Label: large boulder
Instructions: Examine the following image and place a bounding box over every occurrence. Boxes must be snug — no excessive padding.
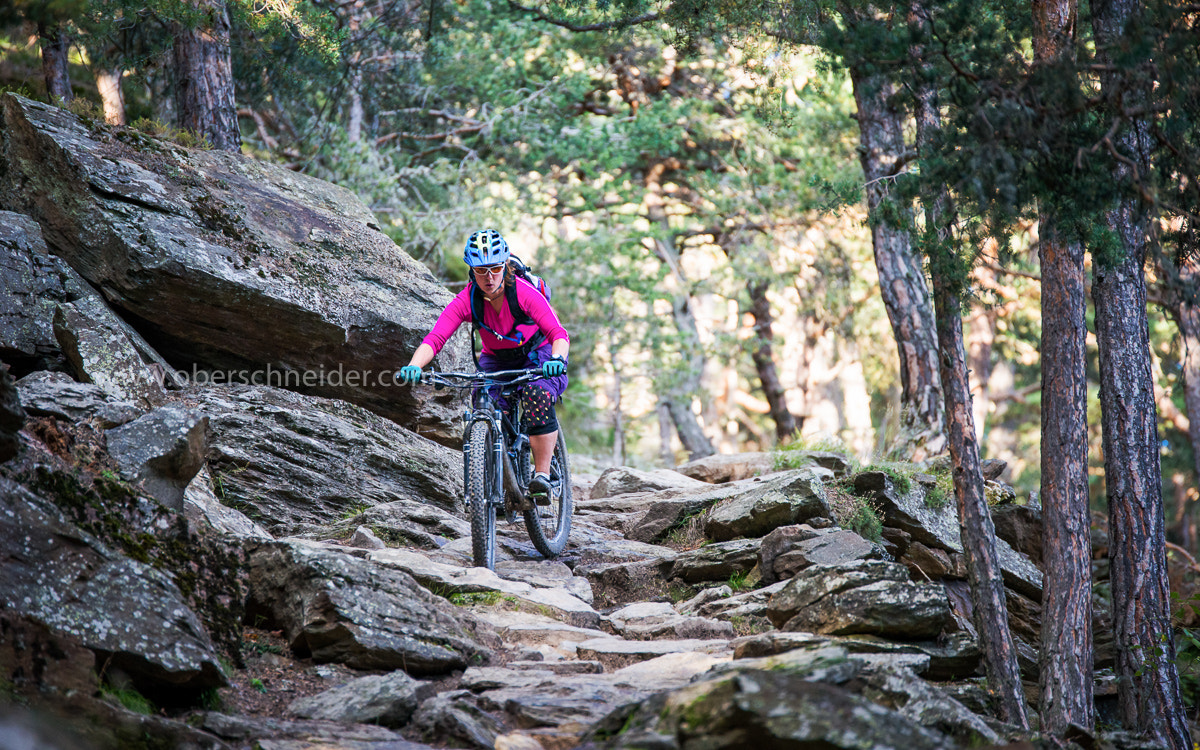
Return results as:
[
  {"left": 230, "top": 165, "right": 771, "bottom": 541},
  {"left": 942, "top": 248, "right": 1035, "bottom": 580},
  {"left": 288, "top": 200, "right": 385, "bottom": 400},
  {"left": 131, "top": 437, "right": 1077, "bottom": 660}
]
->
[
  {"left": 675, "top": 451, "right": 777, "bottom": 483},
  {"left": 185, "top": 384, "right": 463, "bottom": 534},
  {"left": 0, "top": 476, "right": 227, "bottom": 694},
  {"left": 0, "top": 93, "right": 468, "bottom": 442},
  {"left": 590, "top": 466, "right": 709, "bottom": 499},
  {"left": 579, "top": 669, "right": 955, "bottom": 750},
  {"left": 244, "top": 540, "right": 491, "bottom": 674},
  {"left": 704, "top": 470, "right": 830, "bottom": 541},
  {"left": 766, "top": 560, "right": 950, "bottom": 639}
]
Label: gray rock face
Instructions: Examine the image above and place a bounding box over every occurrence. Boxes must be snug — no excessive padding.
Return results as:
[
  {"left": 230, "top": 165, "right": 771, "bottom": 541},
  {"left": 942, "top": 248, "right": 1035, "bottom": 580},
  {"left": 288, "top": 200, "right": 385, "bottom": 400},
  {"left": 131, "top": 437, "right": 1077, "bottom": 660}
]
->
[
  {"left": 668, "top": 538, "right": 761, "bottom": 584},
  {"left": 106, "top": 404, "right": 208, "bottom": 511},
  {"left": 580, "top": 669, "right": 955, "bottom": 750},
  {"left": 16, "top": 370, "right": 140, "bottom": 427},
  {"left": 187, "top": 384, "right": 463, "bottom": 534},
  {"left": 0, "top": 477, "right": 226, "bottom": 692},
  {"left": 0, "top": 363, "right": 23, "bottom": 462},
  {"left": 771, "top": 528, "right": 879, "bottom": 581},
  {"left": 767, "top": 560, "right": 950, "bottom": 639},
  {"left": 0, "top": 211, "right": 80, "bottom": 374},
  {"left": 590, "top": 466, "right": 709, "bottom": 499},
  {"left": 0, "top": 93, "right": 468, "bottom": 442},
  {"left": 244, "top": 540, "right": 490, "bottom": 674},
  {"left": 757, "top": 524, "right": 820, "bottom": 585},
  {"left": 855, "top": 471, "right": 1043, "bottom": 600},
  {"left": 53, "top": 297, "right": 167, "bottom": 409},
  {"left": 288, "top": 670, "right": 428, "bottom": 726},
  {"left": 704, "top": 470, "right": 830, "bottom": 541}
]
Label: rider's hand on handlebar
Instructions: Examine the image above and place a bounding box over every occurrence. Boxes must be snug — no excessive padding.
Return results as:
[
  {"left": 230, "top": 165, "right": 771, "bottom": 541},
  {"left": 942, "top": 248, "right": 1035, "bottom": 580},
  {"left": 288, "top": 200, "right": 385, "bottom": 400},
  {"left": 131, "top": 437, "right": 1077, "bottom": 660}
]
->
[
  {"left": 396, "top": 365, "right": 422, "bottom": 385},
  {"left": 541, "top": 356, "right": 566, "bottom": 377}
]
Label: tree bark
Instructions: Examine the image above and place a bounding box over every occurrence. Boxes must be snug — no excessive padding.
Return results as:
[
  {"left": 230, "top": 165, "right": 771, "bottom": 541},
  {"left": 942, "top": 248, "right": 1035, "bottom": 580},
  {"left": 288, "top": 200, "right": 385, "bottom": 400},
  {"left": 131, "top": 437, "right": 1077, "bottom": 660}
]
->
[
  {"left": 38, "top": 23, "right": 72, "bottom": 104},
  {"left": 848, "top": 60, "right": 944, "bottom": 458},
  {"left": 909, "top": 17, "right": 1029, "bottom": 724},
  {"left": 95, "top": 67, "right": 126, "bottom": 125},
  {"left": 747, "top": 279, "right": 797, "bottom": 441},
  {"left": 173, "top": 0, "right": 240, "bottom": 151},
  {"left": 1029, "top": 0, "right": 1095, "bottom": 734},
  {"left": 1037, "top": 222, "right": 1095, "bottom": 733},
  {"left": 1092, "top": 1, "right": 1190, "bottom": 744}
]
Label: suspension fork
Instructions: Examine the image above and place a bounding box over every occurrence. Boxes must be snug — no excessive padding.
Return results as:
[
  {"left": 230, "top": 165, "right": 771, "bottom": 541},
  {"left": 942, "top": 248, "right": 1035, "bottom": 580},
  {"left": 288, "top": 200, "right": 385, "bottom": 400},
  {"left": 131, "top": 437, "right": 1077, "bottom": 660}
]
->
[{"left": 463, "top": 406, "right": 508, "bottom": 509}]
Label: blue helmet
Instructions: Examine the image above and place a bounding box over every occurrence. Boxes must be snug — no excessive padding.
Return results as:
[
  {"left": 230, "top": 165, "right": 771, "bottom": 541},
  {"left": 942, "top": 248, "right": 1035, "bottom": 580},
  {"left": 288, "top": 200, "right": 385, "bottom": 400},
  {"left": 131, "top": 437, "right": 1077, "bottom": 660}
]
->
[{"left": 463, "top": 229, "right": 510, "bottom": 267}]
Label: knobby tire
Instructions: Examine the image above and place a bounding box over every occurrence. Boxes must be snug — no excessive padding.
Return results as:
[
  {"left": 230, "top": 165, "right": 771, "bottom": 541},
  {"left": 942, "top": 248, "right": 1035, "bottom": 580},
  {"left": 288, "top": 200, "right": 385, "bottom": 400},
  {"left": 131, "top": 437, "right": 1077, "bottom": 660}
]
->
[
  {"left": 523, "top": 429, "right": 573, "bottom": 558},
  {"left": 466, "top": 421, "right": 497, "bottom": 570}
]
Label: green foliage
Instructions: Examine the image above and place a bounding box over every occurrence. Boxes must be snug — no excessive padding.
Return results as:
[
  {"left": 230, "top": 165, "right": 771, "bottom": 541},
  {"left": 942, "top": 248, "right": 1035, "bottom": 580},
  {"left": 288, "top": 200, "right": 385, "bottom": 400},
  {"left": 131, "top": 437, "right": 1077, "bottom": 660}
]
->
[
  {"left": 449, "top": 591, "right": 506, "bottom": 607},
  {"left": 827, "top": 482, "right": 883, "bottom": 542},
  {"left": 727, "top": 570, "right": 752, "bottom": 592},
  {"left": 250, "top": 677, "right": 267, "bottom": 693},
  {"left": 924, "top": 474, "right": 954, "bottom": 510},
  {"left": 101, "top": 684, "right": 155, "bottom": 715}
]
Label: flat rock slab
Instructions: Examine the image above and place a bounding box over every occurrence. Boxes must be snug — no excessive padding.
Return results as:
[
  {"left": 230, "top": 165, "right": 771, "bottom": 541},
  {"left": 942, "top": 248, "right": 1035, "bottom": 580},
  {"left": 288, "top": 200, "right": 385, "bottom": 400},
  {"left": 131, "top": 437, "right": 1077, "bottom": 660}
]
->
[
  {"left": 370, "top": 548, "right": 599, "bottom": 629},
  {"left": 186, "top": 384, "right": 464, "bottom": 534},
  {"left": 590, "top": 466, "right": 710, "bottom": 499},
  {"left": 575, "top": 637, "right": 732, "bottom": 671},
  {"left": 471, "top": 610, "right": 609, "bottom": 650}
]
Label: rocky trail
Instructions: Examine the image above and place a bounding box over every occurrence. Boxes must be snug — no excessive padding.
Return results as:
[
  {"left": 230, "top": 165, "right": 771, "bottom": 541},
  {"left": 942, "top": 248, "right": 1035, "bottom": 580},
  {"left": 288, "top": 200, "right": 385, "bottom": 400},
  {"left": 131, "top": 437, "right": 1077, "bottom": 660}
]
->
[{"left": 0, "top": 90, "right": 1181, "bottom": 749}]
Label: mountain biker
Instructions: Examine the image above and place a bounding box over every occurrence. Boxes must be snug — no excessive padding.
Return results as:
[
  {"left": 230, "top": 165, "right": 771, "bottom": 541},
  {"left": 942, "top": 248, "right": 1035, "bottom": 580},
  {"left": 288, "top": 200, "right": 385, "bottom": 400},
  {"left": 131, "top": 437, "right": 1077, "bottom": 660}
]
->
[{"left": 397, "top": 229, "right": 569, "bottom": 499}]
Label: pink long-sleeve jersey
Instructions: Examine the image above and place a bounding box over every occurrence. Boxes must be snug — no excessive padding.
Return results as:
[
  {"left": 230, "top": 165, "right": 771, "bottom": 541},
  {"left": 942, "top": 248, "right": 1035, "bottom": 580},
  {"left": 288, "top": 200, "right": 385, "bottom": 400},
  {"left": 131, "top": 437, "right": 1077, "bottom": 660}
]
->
[{"left": 421, "top": 277, "right": 569, "bottom": 356}]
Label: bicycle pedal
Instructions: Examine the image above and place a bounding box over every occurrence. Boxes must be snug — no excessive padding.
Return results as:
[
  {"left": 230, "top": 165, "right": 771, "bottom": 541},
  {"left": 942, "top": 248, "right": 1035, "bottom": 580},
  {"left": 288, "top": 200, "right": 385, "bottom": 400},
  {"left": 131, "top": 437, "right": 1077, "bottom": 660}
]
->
[{"left": 532, "top": 493, "right": 552, "bottom": 506}]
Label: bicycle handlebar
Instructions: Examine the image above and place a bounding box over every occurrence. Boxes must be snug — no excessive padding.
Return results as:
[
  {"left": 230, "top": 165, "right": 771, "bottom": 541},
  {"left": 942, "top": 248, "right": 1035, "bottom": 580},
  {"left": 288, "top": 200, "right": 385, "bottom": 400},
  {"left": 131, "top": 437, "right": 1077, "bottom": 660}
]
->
[{"left": 414, "top": 369, "right": 547, "bottom": 390}]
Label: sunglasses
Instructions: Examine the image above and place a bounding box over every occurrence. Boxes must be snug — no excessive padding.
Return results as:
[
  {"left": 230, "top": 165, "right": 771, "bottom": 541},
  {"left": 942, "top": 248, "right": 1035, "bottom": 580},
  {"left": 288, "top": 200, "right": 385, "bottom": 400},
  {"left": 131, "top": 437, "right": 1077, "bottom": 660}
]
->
[{"left": 472, "top": 264, "right": 506, "bottom": 277}]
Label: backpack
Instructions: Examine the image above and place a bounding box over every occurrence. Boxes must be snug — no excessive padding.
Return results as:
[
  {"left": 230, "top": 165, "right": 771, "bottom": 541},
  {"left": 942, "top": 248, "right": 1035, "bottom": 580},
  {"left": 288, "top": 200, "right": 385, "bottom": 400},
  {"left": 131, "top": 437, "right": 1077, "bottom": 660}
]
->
[{"left": 468, "top": 254, "right": 553, "bottom": 365}]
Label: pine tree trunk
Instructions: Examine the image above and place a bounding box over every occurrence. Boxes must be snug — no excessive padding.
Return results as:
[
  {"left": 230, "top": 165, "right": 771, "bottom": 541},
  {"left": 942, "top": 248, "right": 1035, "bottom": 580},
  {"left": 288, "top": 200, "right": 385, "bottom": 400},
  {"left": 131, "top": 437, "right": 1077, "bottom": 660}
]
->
[
  {"left": 38, "top": 24, "right": 72, "bottom": 104},
  {"left": 95, "top": 67, "right": 126, "bottom": 125},
  {"left": 1029, "top": 0, "right": 1096, "bottom": 734},
  {"left": 173, "top": 0, "right": 240, "bottom": 151},
  {"left": 848, "top": 63, "right": 944, "bottom": 457},
  {"left": 908, "top": 29, "right": 1029, "bottom": 723},
  {"left": 1038, "top": 224, "right": 1095, "bottom": 733},
  {"left": 747, "top": 279, "right": 797, "bottom": 441},
  {"left": 1091, "top": 1, "right": 1190, "bottom": 744}
]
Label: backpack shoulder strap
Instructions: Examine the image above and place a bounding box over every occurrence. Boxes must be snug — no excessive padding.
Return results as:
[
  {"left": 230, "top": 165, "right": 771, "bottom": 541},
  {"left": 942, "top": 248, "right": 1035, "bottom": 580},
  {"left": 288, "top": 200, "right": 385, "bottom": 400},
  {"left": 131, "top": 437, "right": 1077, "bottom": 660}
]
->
[
  {"left": 469, "top": 277, "right": 527, "bottom": 344},
  {"left": 506, "top": 280, "right": 534, "bottom": 328}
]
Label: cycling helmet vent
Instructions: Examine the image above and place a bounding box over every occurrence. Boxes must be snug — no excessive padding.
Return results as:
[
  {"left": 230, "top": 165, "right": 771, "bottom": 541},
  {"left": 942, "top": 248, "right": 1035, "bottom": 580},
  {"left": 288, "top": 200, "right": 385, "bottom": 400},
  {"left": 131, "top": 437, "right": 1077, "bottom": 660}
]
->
[{"left": 463, "top": 229, "right": 511, "bottom": 267}]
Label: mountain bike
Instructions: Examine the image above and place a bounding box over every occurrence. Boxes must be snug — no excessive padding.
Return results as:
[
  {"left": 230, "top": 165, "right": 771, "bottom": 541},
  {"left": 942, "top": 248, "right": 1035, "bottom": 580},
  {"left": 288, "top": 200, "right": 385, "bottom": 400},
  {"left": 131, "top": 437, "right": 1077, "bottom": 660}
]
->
[{"left": 416, "top": 368, "right": 573, "bottom": 570}]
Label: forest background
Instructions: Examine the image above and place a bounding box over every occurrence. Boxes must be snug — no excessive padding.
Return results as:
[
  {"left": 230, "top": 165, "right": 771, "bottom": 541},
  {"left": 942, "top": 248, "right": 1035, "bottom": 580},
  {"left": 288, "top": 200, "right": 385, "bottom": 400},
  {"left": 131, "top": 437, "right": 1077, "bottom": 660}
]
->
[{"left": 1, "top": 0, "right": 1198, "bottom": 548}]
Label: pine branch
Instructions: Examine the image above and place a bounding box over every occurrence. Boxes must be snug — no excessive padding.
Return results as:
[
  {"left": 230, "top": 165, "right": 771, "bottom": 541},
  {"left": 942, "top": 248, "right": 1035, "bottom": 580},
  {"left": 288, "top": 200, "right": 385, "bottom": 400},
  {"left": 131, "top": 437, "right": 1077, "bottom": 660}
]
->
[{"left": 507, "top": 1, "right": 661, "bottom": 32}]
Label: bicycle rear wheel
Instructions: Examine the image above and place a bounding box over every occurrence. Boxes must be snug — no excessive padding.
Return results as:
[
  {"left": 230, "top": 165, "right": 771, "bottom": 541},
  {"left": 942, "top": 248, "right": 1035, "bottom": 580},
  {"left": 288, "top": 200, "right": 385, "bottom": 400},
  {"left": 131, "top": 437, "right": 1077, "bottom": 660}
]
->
[
  {"left": 523, "top": 429, "right": 573, "bottom": 558},
  {"left": 466, "top": 421, "right": 498, "bottom": 570}
]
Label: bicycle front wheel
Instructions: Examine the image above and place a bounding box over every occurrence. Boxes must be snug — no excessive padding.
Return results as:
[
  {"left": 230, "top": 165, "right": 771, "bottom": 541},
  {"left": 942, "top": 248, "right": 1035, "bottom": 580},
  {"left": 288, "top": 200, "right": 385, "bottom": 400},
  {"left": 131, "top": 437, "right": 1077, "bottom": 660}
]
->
[
  {"left": 466, "top": 420, "right": 498, "bottom": 570},
  {"left": 524, "top": 429, "right": 573, "bottom": 558}
]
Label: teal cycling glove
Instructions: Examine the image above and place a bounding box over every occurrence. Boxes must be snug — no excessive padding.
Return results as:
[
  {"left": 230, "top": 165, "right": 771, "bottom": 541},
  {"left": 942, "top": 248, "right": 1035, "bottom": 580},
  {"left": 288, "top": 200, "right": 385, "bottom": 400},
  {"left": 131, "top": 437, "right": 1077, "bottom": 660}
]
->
[
  {"left": 541, "top": 357, "right": 566, "bottom": 377},
  {"left": 396, "top": 365, "right": 422, "bottom": 385}
]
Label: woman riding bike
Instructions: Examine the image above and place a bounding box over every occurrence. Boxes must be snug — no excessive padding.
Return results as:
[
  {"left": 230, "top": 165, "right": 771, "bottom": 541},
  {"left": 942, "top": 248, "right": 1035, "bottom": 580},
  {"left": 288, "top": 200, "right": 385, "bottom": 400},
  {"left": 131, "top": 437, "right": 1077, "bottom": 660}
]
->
[{"left": 397, "top": 229, "right": 569, "bottom": 499}]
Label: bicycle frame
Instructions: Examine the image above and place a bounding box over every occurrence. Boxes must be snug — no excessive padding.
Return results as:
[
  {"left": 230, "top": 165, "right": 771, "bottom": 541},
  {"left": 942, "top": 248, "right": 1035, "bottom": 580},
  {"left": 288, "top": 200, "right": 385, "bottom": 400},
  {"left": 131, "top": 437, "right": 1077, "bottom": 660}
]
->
[
  {"left": 424, "top": 368, "right": 547, "bottom": 518},
  {"left": 412, "top": 367, "right": 571, "bottom": 568}
]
